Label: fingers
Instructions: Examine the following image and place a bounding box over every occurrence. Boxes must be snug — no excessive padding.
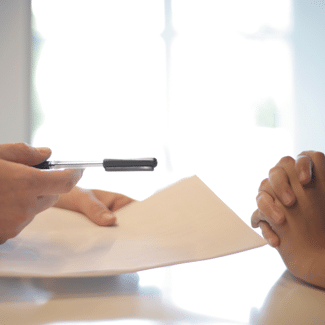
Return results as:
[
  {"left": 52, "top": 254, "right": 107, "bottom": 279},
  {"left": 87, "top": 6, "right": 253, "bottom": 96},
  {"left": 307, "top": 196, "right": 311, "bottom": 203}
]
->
[
  {"left": 259, "top": 221, "right": 280, "bottom": 247},
  {"left": 54, "top": 188, "right": 117, "bottom": 226},
  {"left": 252, "top": 151, "right": 325, "bottom": 251},
  {"left": 33, "top": 169, "right": 84, "bottom": 195},
  {"left": 256, "top": 180, "right": 285, "bottom": 224},
  {"left": 251, "top": 208, "right": 264, "bottom": 228},
  {"left": 78, "top": 191, "right": 117, "bottom": 226},
  {"left": 91, "top": 189, "right": 135, "bottom": 211},
  {"left": 301, "top": 151, "right": 325, "bottom": 184},
  {"left": 0, "top": 145, "right": 83, "bottom": 195},
  {"left": 0, "top": 143, "right": 52, "bottom": 166},
  {"left": 266, "top": 155, "right": 304, "bottom": 208},
  {"left": 80, "top": 190, "right": 134, "bottom": 226},
  {"left": 261, "top": 154, "right": 315, "bottom": 208},
  {"left": 254, "top": 191, "right": 284, "bottom": 225},
  {"left": 275, "top": 155, "right": 299, "bottom": 186},
  {"left": 54, "top": 188, "right": 135, "bottom": 227},
  {"left": 261, "top": 153, "right": 317, "bottom": 208},
  {"left": 251, "top": 210, "right": 280, "bottom": 247},
  {"left": 269, "top": 166, "right": 295, "bottom": 207},
  {"left": 296, "top": 152, "right": 314, "bottom": 185},
  {"left": 253, "top": 178, "right": 283, "bottom": 247}
]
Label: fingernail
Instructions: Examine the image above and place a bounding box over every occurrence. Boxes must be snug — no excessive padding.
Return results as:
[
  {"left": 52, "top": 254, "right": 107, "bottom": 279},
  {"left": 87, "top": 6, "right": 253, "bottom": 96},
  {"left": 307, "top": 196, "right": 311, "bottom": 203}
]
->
[
  {"left": 37, "top": 147, "right": 51, "bottom": 155},
  {"left": 101, "top": 213, "right": 116, "bottom": 223},
  {"left": 298, "top": 171, "right": 308, "bottom": 183},
  {"left": 282, "top": 192, "right": 293, "bottom": 206}
]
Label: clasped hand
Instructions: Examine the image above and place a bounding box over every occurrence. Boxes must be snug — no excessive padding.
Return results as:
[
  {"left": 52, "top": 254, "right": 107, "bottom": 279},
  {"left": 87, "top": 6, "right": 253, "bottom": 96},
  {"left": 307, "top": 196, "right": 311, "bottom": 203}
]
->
[{"left": 252, "top": 151, "right": 325, "bottom": 288}]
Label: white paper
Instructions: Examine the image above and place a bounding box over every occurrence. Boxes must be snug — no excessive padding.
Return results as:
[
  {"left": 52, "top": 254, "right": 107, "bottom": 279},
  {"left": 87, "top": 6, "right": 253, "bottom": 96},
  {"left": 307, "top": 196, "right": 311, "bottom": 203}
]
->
[{"left": 0, "top": 176, "right": 266, "bottom": 277}]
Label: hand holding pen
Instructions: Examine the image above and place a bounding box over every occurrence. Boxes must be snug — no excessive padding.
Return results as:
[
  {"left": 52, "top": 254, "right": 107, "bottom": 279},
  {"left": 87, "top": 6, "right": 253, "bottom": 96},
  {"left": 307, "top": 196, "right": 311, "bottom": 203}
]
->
[
  {"left": 0, "top": 142, "right": 158, "bottom": 244},
  {"left": 0, "top": 143, "right": 83, "bottom": 244}
]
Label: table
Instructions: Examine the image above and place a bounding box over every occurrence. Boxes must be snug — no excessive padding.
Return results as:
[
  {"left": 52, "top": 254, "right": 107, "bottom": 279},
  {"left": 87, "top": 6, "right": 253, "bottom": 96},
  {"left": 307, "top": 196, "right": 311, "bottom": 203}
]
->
[{"left": 1, "top": 244, "right": 325, "bottom": 325}]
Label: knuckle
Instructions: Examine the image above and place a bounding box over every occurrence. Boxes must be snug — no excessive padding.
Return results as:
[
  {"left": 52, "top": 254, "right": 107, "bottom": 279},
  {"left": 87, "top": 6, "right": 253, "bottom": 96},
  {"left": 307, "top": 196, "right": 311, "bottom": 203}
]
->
[
  {"left": 279, "top": 155, "right": 295, "bottom": 166},
  {"left": 296, "top": 155, "right": 310, "bottom": 167},
  {"left": 258, "top": 178, "right": 270, "bottom": 191},
  {"left": 312, "top": 151, "right": 325, "bottom": 163},
  {"left": 298, "top": 151, "right": 312, "bottom": 158},
  {"left": 59, "top": 171, "right": 80, "bottom": 194},
  {"left": 256, "top": 191, "right": 266, "bottom": 203},
  {"left": 16, "top": 142, "right": 36, "bottom": 163},
  {"left": 256, "top": 191, "right": 274, "bottom": 211},
  {"left": 16, "top": 142, "right": 32, "bottom": 155},
  {"left": 268, "top": 166, "right": 282, "bottom": 177},
  {"left": 251, "top": 210, "right": 262, "bottom": 227},
  {"left": 299, "top": 150, "right": 314, "bottom": 156},
  {"left": 64, "top": 172, "right": 81, "bottom": 193},
  {"left": 62, "top": 179, "right": 75, "bottom": 193}
]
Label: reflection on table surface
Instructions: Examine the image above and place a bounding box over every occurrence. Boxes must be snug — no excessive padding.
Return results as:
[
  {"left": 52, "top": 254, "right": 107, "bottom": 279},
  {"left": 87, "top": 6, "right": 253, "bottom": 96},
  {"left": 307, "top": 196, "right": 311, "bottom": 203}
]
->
[{"left": 1, "top": 245, "right": 325, "bottom": 325}]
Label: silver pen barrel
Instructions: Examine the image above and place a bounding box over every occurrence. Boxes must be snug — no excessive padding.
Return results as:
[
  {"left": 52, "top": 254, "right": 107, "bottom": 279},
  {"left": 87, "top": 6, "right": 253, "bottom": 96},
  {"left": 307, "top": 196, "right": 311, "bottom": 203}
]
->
[{"left": 49, "top": 161, "right": 103, "bottom": 169}]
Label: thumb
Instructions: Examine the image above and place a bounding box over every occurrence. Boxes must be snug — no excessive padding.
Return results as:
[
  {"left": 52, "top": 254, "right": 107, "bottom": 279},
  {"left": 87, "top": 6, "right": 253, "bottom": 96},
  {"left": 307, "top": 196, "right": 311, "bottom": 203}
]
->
[
  {"left": 0, "top": 143, "right": 52, "bottom": 166},
  {"left": 296, "top": 152, "right": 314, "bottom": 185},
  {"left": 81, "top": 198, "right": 116, "bottom": 226},
  {"left": 80, "top": 195, "right": 117, "bottom": 226}
]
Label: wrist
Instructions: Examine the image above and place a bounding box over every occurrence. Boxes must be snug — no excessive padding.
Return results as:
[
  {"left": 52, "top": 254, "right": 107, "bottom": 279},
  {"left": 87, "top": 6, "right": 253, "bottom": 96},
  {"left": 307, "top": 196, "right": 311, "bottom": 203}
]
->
[{"left": 299, "top": 249, "right": 325, "bottom": 289}]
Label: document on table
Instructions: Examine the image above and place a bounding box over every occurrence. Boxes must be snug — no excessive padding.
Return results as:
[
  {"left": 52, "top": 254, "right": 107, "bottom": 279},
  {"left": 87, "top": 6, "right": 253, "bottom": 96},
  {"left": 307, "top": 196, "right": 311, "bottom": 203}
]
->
[{"left": 0, "top": 176, "right": 266, "bottom": 277}]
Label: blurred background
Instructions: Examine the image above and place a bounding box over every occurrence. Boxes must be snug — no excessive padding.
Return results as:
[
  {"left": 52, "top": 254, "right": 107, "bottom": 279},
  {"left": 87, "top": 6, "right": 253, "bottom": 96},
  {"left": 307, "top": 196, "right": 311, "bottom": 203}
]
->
[
  {"left": 2, "top": 1, "right": 325, "bottom": 322},
  {"left": 1, "top": 0, "right": 325, "bottom": 227}
]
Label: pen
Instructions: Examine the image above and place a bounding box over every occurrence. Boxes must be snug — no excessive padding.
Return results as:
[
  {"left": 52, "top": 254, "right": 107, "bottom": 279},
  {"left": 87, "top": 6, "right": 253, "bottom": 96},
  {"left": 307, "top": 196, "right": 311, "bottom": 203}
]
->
[{"left": 33, "top": 158, "right": 158, "bottom": 172}]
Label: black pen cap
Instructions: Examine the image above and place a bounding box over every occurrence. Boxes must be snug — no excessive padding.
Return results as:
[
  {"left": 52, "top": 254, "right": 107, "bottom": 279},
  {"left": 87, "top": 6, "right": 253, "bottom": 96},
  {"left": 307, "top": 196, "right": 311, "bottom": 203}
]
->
[{"left": 103, "top": 158, "right": 157, "bottom": 169}]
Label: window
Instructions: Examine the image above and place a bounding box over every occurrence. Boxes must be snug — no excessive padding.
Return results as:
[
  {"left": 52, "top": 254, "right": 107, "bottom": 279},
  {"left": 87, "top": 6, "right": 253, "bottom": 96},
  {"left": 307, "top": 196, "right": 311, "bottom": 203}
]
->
[{"left": 31, "top": 0, "right": 293, "bottom": 227}]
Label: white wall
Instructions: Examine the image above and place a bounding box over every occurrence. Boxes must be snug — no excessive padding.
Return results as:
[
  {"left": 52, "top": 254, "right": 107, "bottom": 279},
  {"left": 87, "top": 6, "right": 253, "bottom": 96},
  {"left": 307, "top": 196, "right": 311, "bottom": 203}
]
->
[
  {"left": 0, "top": 0, "right": 31, "bottom": 144},
  {"left": 293, "top": 0, "right": 325, "bottom": 154}
]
